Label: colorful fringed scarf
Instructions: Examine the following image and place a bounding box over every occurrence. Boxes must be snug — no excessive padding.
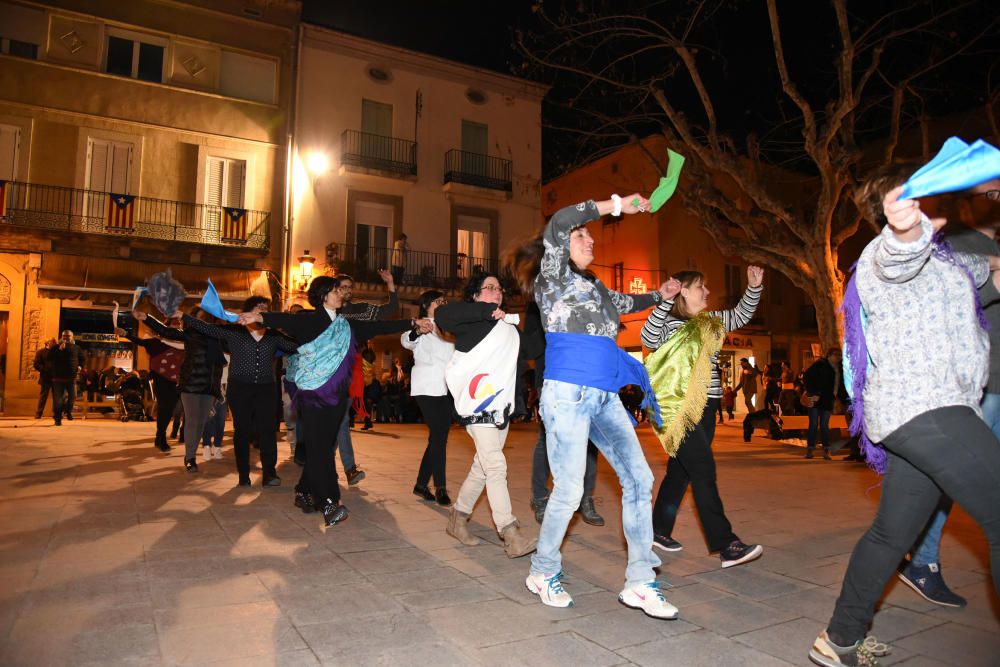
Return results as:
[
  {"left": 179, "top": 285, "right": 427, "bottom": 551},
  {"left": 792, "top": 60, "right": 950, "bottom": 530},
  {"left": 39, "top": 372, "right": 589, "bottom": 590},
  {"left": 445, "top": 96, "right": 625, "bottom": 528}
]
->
[
  {"left": 644, "top": 313, "right": 725, "bottom": 456},
  {"left": 841, "top": 234, "right": 988, "bottom": 476}
]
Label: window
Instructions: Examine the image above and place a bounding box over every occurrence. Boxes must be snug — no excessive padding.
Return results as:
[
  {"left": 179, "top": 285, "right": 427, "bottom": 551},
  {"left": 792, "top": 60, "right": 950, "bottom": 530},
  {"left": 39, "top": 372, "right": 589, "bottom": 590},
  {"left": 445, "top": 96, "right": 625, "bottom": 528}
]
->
[
  {"left": 361, "top": 99, "right": 393, "bottom": 137},
  {"left": 460, "top": 120, "right": 488, "bottom": 176},
  {"left": 87, "top": 138, "right": 133, "bottom": 194},
  {"left": 204, "top": 156, "right": 246, "bottom": 232},
  {"left": 613, "top": 262, "right": 624, "bottom": 292},
  {"left": 104, "top": 33, "right": 164, "bottom": 83},
  {"left": 1, "top": 37, "right": 37, "bottom": 59},
  {"left": 354, "top": 200, "right": 394, "bottom": 273},
  {"left": 456, "top": 213, "right": 491, "bottom": 276},
  {"left": 0, "top": 124, "right": 20, "bottom": 181}
]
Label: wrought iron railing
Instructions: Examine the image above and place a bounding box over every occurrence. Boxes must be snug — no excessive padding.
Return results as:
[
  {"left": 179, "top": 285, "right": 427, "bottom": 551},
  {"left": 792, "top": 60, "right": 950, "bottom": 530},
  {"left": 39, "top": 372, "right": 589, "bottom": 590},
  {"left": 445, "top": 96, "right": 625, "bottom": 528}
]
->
[
  {"left": 443, "top": 149, "right": 512, "bottom": 192},
  {"left": 340, "top": 130, "right": 417, "bottom": 177},
  {"left": 0, "top": 180, "right": 270, "bottom": 249},
  {"left": 327, "top": 243, "right": 503, "bottom": 291}
]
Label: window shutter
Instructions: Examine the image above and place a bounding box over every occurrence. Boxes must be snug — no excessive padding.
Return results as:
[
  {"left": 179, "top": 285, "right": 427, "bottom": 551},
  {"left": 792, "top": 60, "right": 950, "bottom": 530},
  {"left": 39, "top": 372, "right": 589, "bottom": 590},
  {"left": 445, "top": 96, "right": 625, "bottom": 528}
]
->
[
  {"left": 206, "top": 157, "right": 224, "bottom": 207},
  {"left": 224, "top": 159, "right": 246, "bottom": 208},
  {"left": 87, "top": 139, "right": 110, "bottom": 192},
  {"left": 109, "top": 142, "right": 132, "bottom": 193},
  {"left": 0, "top": 124, "right": 19, "bottom": 181}
]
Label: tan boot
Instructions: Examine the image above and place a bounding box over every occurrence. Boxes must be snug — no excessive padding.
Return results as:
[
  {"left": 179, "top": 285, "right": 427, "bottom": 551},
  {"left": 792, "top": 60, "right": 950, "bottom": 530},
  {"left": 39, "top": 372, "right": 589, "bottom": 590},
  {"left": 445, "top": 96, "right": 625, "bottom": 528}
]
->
[
  {"left": 500, "top": 520, "right": 538, "bottom": 558},
  {"left": 446, "top": 508, "right": 480, "bottom": 546}
]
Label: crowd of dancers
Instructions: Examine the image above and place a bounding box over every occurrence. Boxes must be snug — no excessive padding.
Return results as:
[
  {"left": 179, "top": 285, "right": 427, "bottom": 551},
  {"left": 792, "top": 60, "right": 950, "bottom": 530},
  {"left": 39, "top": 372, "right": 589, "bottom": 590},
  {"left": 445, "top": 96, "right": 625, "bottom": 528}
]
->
[{"left": 114, "top": 163, "right": 1000, "bottom": 666}]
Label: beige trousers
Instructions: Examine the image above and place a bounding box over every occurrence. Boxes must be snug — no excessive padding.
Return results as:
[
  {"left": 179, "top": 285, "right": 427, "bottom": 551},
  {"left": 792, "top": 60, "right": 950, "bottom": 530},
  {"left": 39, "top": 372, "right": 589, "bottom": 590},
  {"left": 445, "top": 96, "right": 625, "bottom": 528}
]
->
[{"left": 454, "top": 425, "right": 515, "bottom": 531}]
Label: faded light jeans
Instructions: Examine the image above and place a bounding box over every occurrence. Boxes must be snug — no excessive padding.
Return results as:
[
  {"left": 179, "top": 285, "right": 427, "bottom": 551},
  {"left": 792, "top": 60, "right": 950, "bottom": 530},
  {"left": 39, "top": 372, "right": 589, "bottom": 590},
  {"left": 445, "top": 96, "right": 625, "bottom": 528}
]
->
[
  {"left": 530, "top": 380, "right": 661, "bottom": 588},
  {"left": 454, "top": 425, "right": 515, "bottom": 531}
]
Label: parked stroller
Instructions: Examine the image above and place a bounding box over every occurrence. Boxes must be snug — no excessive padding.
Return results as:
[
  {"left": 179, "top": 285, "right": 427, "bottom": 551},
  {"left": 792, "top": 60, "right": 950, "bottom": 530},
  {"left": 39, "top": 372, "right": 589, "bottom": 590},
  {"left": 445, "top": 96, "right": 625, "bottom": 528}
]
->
[{"left": 114, "top": 371, "right": 149, "bottom": 422}]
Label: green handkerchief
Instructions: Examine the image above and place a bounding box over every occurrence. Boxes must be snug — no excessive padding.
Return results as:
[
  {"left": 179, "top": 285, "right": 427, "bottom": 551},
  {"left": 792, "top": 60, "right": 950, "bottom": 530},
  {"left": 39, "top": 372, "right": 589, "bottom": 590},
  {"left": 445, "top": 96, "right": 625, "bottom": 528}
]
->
[{"left": 649, "top": 149, "right": 685, "bottom": 213}]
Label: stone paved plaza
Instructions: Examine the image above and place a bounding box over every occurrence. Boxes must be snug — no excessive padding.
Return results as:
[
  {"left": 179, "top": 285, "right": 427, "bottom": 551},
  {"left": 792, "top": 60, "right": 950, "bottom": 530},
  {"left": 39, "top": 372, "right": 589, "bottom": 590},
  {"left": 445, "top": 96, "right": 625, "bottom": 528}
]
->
[{"left": 0, "top": 417, "right": 997, "bottom": 666}]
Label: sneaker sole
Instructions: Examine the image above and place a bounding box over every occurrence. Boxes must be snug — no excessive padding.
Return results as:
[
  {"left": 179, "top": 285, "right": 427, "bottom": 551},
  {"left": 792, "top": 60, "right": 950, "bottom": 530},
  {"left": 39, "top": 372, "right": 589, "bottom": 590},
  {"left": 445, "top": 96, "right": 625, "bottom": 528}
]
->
[
  {"left": 807, "top": 647, "right": 841, "bottom": 667},
  {"left": 895, "top": 572, "right": 966, "bottom": 608},
  {"left": 617, "top": 595, "right": 678, "bottom": 620},
  {"left": 652, "top": 541, "right": 683, "bottom": 553},
  {"left": 525, "top": 577, "right": 574, "bottom": 608},
  {"left": 348, "top": 472, "right": 366, "bottom": 486},
  {"left": 721, "top": 544, "right": 763, "bottom": 568}
]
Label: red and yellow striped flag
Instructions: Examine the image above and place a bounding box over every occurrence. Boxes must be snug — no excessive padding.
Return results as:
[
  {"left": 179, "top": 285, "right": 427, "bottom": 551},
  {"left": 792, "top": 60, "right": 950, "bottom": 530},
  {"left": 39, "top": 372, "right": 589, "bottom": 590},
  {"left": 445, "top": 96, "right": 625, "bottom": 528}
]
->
[
  {"left": 0, "top": 180, "right": 8, "bottom": 218},
  {"left": 221, "top": 207, "right": 248, "bottom": 243},
  {"left": 106, "top": 193, "right": 136, "bottom": 232}
]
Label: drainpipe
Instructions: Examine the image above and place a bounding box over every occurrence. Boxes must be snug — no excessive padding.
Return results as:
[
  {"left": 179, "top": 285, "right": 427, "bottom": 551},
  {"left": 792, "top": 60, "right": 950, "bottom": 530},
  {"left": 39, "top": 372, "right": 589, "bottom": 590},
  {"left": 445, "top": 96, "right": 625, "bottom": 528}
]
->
[{"left": 281, "top": 23, "right": 303, "bottom": 306}]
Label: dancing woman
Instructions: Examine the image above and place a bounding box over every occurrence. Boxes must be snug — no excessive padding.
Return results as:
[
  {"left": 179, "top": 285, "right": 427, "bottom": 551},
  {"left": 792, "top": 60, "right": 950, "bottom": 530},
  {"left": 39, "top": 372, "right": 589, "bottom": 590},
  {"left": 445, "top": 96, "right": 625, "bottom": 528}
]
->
[
  {"left": 239, "top": 275, "right": 430, "bottom": 526},
  {"left": 640, "top": 266, "right": 764, "bottom": 567},
  {"left": 402, "top": 290, "right": 455, "bottom": 506},
  {"left": 512, "top": 194, "right": 677, "bottom": 619},
  {"left": 434, "top": 273, "right": 535, "bottom": 557}
]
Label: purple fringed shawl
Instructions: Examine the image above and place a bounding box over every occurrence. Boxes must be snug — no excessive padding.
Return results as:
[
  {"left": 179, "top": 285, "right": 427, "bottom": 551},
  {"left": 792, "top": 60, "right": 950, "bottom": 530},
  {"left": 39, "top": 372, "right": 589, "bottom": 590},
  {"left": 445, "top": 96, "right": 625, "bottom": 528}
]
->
[{"left": 841, "top": 234, "right": 988, "bottom": 475}]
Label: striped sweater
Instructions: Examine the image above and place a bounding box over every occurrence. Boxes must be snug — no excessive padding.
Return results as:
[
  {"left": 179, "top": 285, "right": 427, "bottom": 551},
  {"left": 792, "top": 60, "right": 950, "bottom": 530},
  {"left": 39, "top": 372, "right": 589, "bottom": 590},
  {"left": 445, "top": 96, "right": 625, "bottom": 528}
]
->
[{"left": 640, "top": 286, "right": 762, "bottom": 398}]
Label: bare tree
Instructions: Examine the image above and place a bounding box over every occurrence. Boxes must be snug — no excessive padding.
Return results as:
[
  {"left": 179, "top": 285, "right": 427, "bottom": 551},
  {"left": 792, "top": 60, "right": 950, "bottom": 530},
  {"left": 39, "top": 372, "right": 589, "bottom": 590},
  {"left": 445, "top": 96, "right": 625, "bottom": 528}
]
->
[{"left": 516, "top": 0, "right": 998, "bottom": 348}]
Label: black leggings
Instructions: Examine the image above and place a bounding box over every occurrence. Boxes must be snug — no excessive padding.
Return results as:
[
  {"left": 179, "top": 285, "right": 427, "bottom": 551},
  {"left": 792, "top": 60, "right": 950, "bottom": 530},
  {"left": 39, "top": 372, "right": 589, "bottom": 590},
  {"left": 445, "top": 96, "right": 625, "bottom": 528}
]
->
[
  {"left": 228, "top": 381, "right": 278, "bottom": 477},
  {"left": 415, "top": 395, "right": 452, "bottom": 489},
  {"left": 828, "top": 406, "right": 1000, "bottom": 644},
  {"left": 653, "top": 398, "right": 738, "bottom": 552},
  {"left": 152, "top": 375, "right": 179, "bottom": 443}
]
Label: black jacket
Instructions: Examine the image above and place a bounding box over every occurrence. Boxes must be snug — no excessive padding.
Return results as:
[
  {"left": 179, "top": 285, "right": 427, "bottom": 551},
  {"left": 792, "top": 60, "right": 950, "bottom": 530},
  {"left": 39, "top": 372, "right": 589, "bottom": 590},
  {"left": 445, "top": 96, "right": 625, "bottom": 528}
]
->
[
  {"left": 33, "top": 347, "right": 54, "bottom": 383},
  {"left": 145, "top": 316, "right": 226, "bottom": 397},
  {"left": 50, "top": 343, "right": 82, "bottom": 381},
  {"left": 261, "top": 308, "right": 414, "bottom": 349},
  {"left": 803, "top": 358, "right": 846, "bottom": 412}
]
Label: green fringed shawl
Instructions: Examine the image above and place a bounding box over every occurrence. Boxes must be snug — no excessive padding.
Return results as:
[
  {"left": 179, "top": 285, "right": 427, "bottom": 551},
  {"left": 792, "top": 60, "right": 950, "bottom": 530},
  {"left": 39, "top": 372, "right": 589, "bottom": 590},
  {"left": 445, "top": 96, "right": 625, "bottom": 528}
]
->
[{"left": 644, "top": 313, "right": 725, "bottom": 456}]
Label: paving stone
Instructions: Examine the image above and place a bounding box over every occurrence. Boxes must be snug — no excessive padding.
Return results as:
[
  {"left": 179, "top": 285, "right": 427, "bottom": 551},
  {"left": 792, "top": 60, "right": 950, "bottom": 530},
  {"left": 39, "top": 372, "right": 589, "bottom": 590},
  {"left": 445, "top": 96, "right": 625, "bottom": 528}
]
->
[
  {"left": 397, "top": 579, "right": 503, "bottom": 610},
  {"left": 420, "top": 598, "right": 559, "bottom": 649},
  {"left": 617, "top": 628, "right": 795, "bottom": 666},
  {"left": 558, "top": 607, "right": 700, "bottom": 650},
  {"left": 759, "top": 585, "right": 840, "bottom": 623},
  {"left": 678, "top": 595, "right": 800, "bottom": 637},
  {"left": 274, "top": 582, "right": 404, "bottom": 625},
  {"left": 894, "top": 621, "right": 1000, "bottom": 667},
  {"left": 158, "top": 616, "right": 306, "bottom": 664},
  {"left": 693, "top": 565, "right": 816, "bottom": 600},
  {"left": 870, "top": 605, "right": 949, "bottom": 643},
  {"left": 477, "top": 631, "right": 622, "bottom": 666}
]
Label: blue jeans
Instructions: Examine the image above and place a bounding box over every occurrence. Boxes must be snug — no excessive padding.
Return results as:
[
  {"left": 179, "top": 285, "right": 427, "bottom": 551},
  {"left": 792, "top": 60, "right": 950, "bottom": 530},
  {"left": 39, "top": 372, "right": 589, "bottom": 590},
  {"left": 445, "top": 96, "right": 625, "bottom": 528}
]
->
[
  {"left": 807, "top": 407, "right": 831, "bottom": 451},
  {"left": 910, "top": 392, "right": 1000, "bottom": 564},
  {"left": 530, "top": 380, "right": 660, "bottom": 588},
  {"left": 335, "top": 408, "right": 357, "bottom": 473}
]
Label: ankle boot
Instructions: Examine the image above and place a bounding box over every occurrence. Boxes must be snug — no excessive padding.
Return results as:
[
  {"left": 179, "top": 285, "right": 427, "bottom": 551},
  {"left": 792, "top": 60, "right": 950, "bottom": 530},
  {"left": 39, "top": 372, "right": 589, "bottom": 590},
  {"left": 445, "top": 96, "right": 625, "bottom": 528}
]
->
[
  {"left": 446, "top": 508, "right": 480, "bottom": 546},
  {"left": 577, "top": 496, "right": 605, "bottom": 526},
  {"left": 500, "top": 520, "right": 538, "bottom": 558}
]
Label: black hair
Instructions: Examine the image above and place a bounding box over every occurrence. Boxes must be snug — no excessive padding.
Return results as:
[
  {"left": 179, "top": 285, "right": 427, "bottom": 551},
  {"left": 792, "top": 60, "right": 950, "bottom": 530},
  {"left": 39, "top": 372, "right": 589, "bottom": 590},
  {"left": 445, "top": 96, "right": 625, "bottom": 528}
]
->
[
  {"left": 418, "top": 290, "right": 444, "bottom": 317},
  {"left": 241, "top": 296, "right": 270, "bottom": 312},
  {"left": 462, "top": 272, "right": 503, "bottom": 304},
  {"left": 336, "top": 273, "right": 354, "bottom": 284},
  {"left": 307, "top": 276, "right": 338, "bottom": 309}
]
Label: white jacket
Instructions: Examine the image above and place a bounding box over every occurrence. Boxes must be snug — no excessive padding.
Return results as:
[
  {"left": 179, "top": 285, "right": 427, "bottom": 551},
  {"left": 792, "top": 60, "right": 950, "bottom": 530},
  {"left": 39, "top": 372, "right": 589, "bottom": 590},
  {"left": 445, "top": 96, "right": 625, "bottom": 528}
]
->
[{"left": 401, "top": 326, "right": 454, "bottom": 397}]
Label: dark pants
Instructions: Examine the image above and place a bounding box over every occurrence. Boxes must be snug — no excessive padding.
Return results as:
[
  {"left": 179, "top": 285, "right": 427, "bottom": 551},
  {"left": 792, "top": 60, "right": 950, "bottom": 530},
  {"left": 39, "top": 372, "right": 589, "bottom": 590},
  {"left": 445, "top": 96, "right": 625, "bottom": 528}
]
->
[
  {"left": 391, "top": 265, "right": 405, "bottom": 285},
  {"left": 51, "top": 380, "right": 72, "bottom": 421},
  {"left": 228, "top": 381, "right": 278, "bottom": 477},
  {"left": 653, "top": 398, "right": 738, "bottom": 551},
  {"left": 202, "top": 398, "right": 227, "bottom": 447},
  {"left": 62, "top": 379, "right": 77, "bottom": 417},
  {"left": 415, "top": 394, "right": 451, "bottom": 489},
  {"left": 531, "top": 420, "right": 598, "bottom": 501},
  {"left": 828, "top": 406, "right": 1000, "bottom": 645},
  {"left": 35, "top": 380, "right": 51, "bottom": 417},
  {"left": 807, "top": 407, "right": 831, "bottom": 451},
  {"left": 295, "top": 402, "right": 349, "bottom": 504},
  {"left": 152, "top": 375, "right": 179, "bottom": 445}
]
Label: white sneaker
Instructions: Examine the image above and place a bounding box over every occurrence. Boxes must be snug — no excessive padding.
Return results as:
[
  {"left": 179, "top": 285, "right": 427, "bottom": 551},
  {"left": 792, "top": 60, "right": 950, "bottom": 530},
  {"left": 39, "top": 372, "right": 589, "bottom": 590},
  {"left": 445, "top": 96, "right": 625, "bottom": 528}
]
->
[
  {"left": 212, "top": 446, "right": 222, "bottom": 459},
  {"left": 618, "top": 581, "right": 678, "bottom": 619},
  {"left": 201, "top": 448, "right": 211, "bottom": 462},
  {"left": 525, "top": 571, "right": 574, "bottom": 608}
]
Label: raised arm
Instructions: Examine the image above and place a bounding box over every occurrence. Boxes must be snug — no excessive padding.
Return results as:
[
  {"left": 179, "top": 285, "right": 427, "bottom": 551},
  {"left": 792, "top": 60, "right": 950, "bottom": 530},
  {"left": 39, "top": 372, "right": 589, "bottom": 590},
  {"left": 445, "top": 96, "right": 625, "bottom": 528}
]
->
[
  {"left": 434, "top": 302, "right": 498, "bottom": 330},
  {"left": 711, "top": 266, "right": 763, "bottom": 332},
  {"left": 142, "top": 314, "right": 185, "bottom": 342},
  {"left": 181, "top": 313, "right": 232, "bottom": 341}
]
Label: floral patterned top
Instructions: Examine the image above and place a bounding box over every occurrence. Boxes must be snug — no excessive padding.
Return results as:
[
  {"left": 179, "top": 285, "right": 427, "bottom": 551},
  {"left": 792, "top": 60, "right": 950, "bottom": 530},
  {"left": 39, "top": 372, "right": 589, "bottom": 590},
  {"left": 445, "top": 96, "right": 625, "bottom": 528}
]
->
[{"left": 534, "top": 201, "right": 662, "bottom": 339}]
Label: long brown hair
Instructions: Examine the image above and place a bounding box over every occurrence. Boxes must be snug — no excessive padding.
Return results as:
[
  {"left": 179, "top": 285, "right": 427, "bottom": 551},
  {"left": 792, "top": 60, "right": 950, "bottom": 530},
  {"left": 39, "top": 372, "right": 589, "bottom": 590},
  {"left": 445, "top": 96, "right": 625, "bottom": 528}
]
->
[
  {"left": 504, "top": 225, "right": 596, "bottom": 297},
  {"left": 670, "top": 270, "right": 705, "bottom": 319}
]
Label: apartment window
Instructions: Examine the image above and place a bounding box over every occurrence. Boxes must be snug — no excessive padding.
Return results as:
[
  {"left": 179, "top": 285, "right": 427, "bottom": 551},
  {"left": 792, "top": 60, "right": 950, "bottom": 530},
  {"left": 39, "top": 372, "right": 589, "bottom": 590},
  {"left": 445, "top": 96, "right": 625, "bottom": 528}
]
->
[
  {"left": 354, "top": 200, "right": 394, "bottom": 273},
  {"left": 613, "top": 262, "right": 624, "bottom": 292},
  {"left": 105, "top": 32, "right": 165, "bottom": 83},
  {"left": 460, "top": 120, "right": 489, "bottom": 177},
  {"left": 0, "top": 124, "right": 20, "bottom": 181},
  {"left": 205, "top": 157, "right": 246, "bottom": 209},
  {"left": 1, "top": 37, "right": 37, "bottom": 59},
  {"left": 361, "top": 99, "right": 393, "bottom": 137},
  {"left": 87, "top": 138, "right": 133, "bottom": 194},
  {"left": 219, "top": 50, "right": 277, "bottom": 104},
  {"left": 456, "top": 213, "right": 491, "bottom": 277}
]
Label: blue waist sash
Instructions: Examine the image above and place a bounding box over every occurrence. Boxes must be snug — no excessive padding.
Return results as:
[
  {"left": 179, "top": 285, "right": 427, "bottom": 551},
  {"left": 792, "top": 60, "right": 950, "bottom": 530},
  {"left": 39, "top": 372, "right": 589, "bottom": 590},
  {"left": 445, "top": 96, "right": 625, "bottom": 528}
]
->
[{"left": 544, "top": 332, "right": 662, "bottom": 428}]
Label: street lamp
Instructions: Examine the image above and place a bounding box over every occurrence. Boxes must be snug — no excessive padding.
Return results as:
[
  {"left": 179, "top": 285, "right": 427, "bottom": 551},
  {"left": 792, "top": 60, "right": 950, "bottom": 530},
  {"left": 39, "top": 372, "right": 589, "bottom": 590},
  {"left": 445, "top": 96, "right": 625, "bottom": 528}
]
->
[
  {"left": 297, "top": 250, "right": 316, "bottom": 291},
  {"left": 306, "top": 151, "right": 329, "bottom": 177}
]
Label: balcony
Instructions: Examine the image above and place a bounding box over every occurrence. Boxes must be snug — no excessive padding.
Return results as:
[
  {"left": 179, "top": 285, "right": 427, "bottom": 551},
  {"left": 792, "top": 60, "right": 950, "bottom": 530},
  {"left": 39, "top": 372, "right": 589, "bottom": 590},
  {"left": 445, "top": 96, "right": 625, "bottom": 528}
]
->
[
  {"left": 339, "top": 130, "right": 417, "bottom": 178},
  {"left": 443, "top": 150, "right": 512, "bottom": 193},
  {"left": 0, "top": 181, "right": 269, "bottom": 249},
  {"left": 330, "top": 243, "right": 500, "bottom": 291}
]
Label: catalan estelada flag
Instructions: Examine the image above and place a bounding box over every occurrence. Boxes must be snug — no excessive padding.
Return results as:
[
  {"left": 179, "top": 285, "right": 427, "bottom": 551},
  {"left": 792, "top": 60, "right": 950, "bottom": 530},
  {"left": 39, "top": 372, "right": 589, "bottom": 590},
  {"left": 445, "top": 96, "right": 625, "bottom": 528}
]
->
[
  {"left": 106, "top": 193, "right": 136, "bottom": 232},
  {"left": 0, "top": 180, "right": 8, "bottom": 218},
  {"left": 221, "top": 207, "right": 248, "bottom": 243}
]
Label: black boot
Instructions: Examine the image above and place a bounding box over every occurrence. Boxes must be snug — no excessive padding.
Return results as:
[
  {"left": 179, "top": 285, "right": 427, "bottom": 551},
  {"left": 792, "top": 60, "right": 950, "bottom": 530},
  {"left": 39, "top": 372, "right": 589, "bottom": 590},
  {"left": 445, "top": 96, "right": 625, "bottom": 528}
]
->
[
  {"left": 294, "top": 491, "right": 316, "bottom": 513},
  {"left": 434, "top": 488, "right": 452, "bottom": 507},
  {"left": 320, "top": 498, "right": 348, "bottom": 526},
  {"left": 578, "top": 496, "right": 605, "bottom": 526},
  {"left": 413, "top": 483, "right": 435, "bottom": 501}
]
